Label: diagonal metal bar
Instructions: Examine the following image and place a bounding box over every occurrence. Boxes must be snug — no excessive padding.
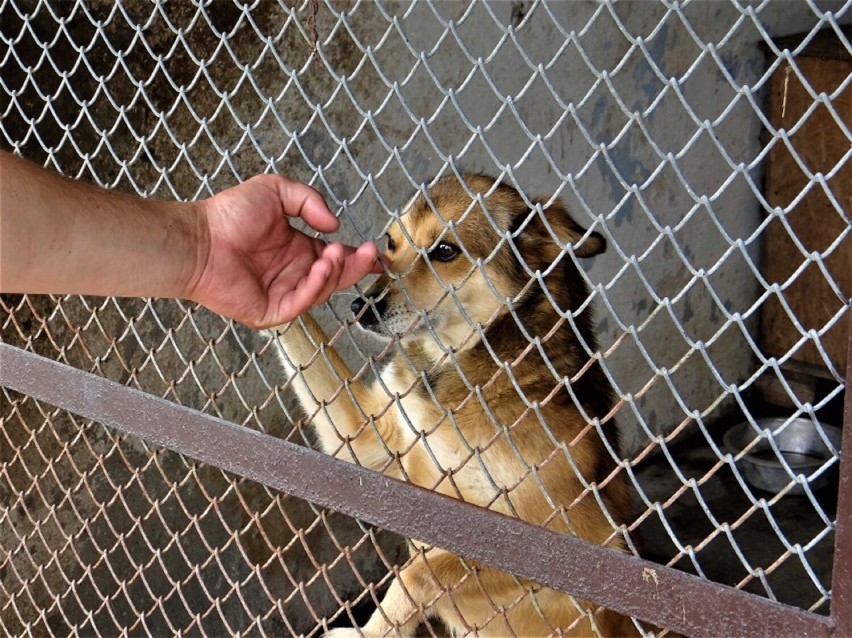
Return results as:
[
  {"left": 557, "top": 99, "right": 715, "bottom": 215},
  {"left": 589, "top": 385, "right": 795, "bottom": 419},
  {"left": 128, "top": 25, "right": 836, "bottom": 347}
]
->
[{"left": 0, "top": 342, "right": 835, "bottom": 638}]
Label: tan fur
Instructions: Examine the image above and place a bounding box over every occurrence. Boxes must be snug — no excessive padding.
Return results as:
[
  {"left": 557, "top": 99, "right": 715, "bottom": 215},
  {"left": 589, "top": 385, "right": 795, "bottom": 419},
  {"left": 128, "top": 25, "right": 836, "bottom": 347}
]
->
[{"left": 276, "top": 174, "right": 637, "bottom": 637}]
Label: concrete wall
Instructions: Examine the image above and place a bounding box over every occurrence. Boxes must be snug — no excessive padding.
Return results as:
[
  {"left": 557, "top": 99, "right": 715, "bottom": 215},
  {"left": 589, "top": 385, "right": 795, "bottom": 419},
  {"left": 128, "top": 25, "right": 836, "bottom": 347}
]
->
[{"left": 1, "top": 1, "right": 843, "bottom": 634}]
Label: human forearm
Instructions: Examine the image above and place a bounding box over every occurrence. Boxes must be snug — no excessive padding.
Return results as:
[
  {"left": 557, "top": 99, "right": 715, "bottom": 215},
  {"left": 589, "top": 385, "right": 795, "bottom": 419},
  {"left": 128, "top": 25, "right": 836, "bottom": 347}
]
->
[
  {"left": 1, "top": 151, "right": 383, "bottom": 328},
  {"left": 0, "top": 151, "right": 205, "bottom": 299}
]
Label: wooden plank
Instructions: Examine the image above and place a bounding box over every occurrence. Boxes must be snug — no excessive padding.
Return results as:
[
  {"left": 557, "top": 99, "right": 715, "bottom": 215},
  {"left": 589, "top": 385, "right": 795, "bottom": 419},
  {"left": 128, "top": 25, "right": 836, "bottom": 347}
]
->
[{"left": 760, "top": 53, "right": 851, "bottom": 373}]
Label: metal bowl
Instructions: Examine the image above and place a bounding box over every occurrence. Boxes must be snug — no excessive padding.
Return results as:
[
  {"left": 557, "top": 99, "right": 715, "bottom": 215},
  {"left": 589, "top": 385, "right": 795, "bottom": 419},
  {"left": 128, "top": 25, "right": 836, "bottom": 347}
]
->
[{"left": 723, "top": 417, "right": 842, "bottom": 495}]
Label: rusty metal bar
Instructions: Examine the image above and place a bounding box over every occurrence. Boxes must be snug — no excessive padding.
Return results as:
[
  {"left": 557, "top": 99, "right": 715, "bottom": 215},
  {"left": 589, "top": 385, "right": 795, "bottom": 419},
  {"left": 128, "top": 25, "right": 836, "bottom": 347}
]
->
[
  {"left": 0, "top": 342, "right": 836, "bottom": 638},
  {"left": 830, "top": 313, "right": 852, "bottom": 637}
]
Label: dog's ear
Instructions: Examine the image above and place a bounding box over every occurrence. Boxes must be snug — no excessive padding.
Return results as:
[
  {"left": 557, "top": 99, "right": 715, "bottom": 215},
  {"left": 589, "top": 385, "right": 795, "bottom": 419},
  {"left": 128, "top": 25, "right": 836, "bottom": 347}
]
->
[{"left": 510, "top": 197, "right": 606, "bottom": 259}]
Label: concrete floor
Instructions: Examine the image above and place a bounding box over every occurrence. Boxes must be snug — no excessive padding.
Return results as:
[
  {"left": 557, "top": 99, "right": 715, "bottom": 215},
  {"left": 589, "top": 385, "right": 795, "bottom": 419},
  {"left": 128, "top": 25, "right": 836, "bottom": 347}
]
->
[{"left": 632, "top": 397, "right": 842, "bottom": 617}]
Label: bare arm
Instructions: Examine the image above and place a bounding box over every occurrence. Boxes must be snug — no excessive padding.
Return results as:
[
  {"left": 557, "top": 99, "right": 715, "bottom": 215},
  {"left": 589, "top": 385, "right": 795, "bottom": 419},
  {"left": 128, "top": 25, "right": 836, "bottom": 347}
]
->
[
  {"left": 0, "top": 151, "right": 382, "bottom": 328},
  {"left": 0, "top": 151, "right": 202, "bottom": 300}
]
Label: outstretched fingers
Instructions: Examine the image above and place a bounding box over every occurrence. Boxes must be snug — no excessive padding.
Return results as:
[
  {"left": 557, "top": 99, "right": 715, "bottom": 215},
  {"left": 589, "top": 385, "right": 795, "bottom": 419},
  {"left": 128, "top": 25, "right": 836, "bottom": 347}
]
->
[
  {"left": 339, "top": 242, "right": 382, "bottom": 290},
  {"left": 273, "top": 241, "right": 381, "bottom": 325},
  {"left": 312, "top": 242, "right": 348, "bottom": 308},
  {"left": 275, "top": 256, "right": 334, "bottom": 324}
]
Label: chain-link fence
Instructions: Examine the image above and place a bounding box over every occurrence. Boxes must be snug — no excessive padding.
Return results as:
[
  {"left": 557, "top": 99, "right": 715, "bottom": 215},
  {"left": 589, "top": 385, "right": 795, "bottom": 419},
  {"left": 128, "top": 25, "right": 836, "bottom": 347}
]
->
[{"left": 1, "top": 1, "right": 850, "bottom": 637}]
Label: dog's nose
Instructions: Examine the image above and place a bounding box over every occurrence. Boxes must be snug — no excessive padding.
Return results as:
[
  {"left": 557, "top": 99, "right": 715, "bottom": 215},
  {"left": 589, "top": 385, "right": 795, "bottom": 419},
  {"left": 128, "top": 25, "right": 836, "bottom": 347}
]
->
[
  {"left": 351, "top": 296, "right": 384, "bottom": 329},
  {"left": 350, "top": 297, "right": 366, "bottom": 317}
]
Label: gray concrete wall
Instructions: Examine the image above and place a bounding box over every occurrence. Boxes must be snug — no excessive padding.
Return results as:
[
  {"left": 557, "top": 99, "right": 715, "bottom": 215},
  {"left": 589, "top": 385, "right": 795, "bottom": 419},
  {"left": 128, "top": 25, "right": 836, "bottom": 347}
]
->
[{"left": 2, "top": 1, "right": 843, "bottom": 634}]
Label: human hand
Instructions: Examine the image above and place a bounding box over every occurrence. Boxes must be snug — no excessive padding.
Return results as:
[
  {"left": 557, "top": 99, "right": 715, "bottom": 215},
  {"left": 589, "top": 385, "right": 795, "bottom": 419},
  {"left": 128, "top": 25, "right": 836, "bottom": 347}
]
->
[{"left": 187, "top": 174, "right": 383, "bottom": 329}]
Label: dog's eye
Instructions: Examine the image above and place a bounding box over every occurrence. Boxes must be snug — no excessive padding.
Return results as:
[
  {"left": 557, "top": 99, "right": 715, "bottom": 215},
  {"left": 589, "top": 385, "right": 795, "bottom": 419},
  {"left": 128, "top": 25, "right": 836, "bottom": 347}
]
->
[
  {"left": 386, "top": 234, "right": 396, "bottom": 252},
  {"left": 429, "top": 241, "right": 460, "bottom": 263}
]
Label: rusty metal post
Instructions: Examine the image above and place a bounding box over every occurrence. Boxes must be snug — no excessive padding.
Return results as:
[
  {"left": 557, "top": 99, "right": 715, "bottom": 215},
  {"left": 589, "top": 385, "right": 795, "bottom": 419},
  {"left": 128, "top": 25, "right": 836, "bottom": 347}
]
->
[{"left": 830, "top": 311, "right": 852, "bottom": 638}]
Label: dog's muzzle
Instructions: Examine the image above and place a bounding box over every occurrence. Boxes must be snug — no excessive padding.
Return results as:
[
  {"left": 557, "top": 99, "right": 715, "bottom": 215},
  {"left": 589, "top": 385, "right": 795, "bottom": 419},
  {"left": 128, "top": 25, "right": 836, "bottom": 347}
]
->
[{"left": 351, "top": 296, "right": 386, "bottom": 331}]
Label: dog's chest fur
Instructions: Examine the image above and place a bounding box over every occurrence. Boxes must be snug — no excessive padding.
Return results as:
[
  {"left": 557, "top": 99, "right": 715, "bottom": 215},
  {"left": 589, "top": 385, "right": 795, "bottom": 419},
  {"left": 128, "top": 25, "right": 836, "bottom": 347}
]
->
[{"left": 376, "top": 354, "right": 521, "bottom": 506}]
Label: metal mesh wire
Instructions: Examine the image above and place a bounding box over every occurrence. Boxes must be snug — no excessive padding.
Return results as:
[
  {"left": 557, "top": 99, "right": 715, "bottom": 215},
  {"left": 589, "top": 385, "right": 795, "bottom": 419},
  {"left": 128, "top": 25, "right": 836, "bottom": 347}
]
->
[{"left": 1, "top": 1, "right": 849, "bottom": 636}]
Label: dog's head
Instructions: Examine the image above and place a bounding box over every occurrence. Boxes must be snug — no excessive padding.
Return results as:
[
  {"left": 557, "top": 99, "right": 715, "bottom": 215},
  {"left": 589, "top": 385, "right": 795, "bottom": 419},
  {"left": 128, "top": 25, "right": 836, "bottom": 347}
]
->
[{"left": 352, "top": 174, "right": 605, "bottom": 354}]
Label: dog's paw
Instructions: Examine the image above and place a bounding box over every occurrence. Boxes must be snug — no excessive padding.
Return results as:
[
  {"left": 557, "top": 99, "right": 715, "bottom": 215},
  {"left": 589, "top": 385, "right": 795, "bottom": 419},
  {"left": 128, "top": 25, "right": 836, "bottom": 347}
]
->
[{"left": 322, "top": 628, "right": 364, "bottom": 638}]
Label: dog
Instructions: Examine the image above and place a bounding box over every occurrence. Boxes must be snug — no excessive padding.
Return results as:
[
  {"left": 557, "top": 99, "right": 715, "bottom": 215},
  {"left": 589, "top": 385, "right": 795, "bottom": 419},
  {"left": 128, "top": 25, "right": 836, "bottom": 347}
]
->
[{"left": 275, "top": 174, "right": 636, "bottom": 637}]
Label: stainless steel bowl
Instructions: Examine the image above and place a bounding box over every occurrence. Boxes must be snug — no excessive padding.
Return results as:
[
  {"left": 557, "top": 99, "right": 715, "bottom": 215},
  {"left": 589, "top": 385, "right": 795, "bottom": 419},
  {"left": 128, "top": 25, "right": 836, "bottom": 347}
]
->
[{"left": 723, "top": 417, "right": 842, "bottom": 495}]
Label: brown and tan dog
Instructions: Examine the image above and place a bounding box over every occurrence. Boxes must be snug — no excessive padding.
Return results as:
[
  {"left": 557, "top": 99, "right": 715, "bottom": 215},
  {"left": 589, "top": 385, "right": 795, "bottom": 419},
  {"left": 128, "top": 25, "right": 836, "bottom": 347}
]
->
[{"left": 276, "top": 174, "right": 636, "bottom": 637}]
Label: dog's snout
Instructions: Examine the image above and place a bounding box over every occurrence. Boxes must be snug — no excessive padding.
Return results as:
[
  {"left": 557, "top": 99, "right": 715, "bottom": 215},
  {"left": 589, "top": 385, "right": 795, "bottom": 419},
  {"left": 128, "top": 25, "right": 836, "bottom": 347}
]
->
[
  {"left": 351, "top": 295, "right": 387, "bottom": 331},
  {"left": 350, "top": 297, "right": 366, "bottom": 317}
]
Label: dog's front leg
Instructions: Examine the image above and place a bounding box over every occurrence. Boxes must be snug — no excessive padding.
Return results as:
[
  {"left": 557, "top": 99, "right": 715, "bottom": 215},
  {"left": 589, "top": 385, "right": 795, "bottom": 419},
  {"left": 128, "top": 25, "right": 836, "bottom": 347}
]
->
[
  {"left": 274, "top": 314, "right": 365, "bottom": 462},
  {"left": 325, "top": 551, "right": 471, "bottom": 638},
  {"left": 323, "top": 575, "right": 426, "bottom": 638},
  {"left": 275, "top": 314, "right": 394, "bottom": 469}
]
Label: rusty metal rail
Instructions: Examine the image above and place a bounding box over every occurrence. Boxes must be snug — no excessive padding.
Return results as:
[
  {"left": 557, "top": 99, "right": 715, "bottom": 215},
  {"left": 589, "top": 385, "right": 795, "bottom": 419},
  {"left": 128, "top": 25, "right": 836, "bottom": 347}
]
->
[{"left": 1, "top": 340, "right": 848, "bottom": 638}]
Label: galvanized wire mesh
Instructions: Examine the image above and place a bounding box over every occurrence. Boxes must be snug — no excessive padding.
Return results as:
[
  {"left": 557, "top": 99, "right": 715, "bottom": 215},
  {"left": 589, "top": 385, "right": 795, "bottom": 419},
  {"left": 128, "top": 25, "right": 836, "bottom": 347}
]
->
[{"left": 1, "top": 1, "right": 849, "bottom": 636}]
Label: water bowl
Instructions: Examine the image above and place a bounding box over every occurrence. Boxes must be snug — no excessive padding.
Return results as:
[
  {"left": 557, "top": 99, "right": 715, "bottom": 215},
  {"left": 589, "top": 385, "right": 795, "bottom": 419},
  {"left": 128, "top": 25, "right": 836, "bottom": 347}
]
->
[{"left": 723, "top": 417, "right": 842, "bottom": 495}]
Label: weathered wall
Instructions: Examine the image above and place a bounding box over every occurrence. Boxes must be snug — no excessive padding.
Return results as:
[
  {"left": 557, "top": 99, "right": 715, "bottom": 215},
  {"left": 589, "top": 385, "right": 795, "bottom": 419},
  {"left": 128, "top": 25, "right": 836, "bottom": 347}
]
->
[{"left": 1, "top": 1, "right": 844, "bottom": 634}]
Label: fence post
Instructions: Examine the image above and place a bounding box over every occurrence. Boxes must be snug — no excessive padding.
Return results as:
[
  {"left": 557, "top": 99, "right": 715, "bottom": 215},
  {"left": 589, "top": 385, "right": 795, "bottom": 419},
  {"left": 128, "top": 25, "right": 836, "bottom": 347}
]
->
[{"left": 830, "top": 309, "right": 852, "bottom": 638}]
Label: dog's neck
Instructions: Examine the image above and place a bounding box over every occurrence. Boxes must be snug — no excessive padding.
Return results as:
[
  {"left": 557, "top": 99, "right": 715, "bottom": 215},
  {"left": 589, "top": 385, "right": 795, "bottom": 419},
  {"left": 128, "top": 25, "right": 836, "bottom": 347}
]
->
[
  {"left": 397, "top": 325, "right": 557, "bottom": 404},
  {"left": 390, "top": 302, "right": 606, "bottom": 416}
]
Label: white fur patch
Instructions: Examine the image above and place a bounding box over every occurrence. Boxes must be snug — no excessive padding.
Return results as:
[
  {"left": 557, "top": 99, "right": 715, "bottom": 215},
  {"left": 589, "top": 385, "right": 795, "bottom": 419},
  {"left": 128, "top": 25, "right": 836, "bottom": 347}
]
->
[
  {"left": 272, "top": 330, "right": 297, "bottom": 378},
  {"left": 380, "top": 359, "right": 432, "bottom": 448}
]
